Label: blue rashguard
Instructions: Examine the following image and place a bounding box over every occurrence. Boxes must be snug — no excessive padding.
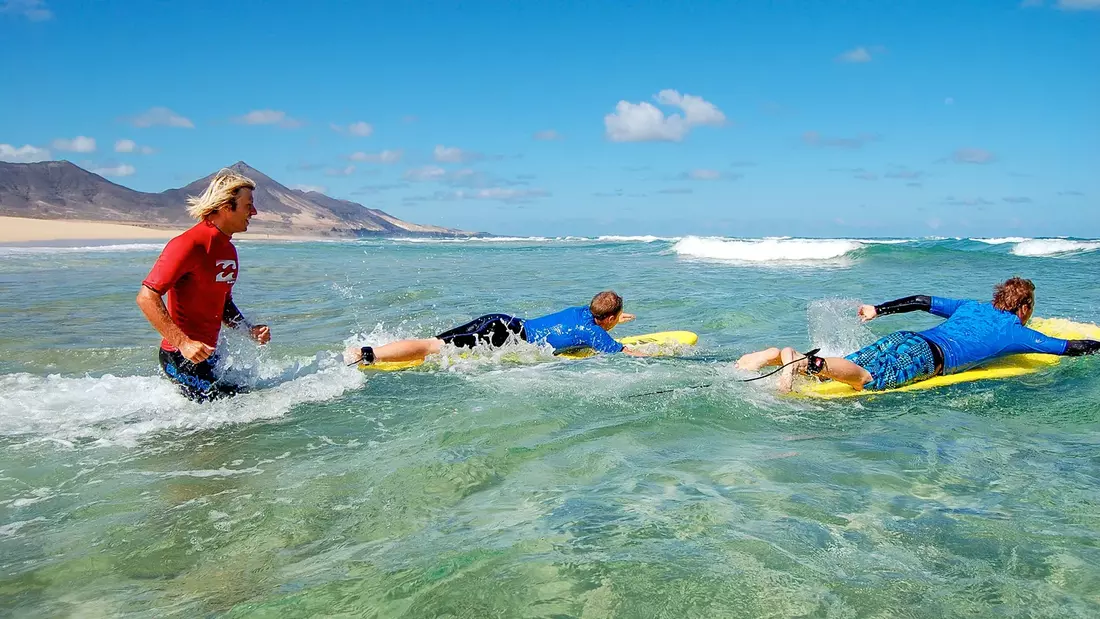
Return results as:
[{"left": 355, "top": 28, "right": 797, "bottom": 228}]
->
[
  {"left": 522, "top": 306, "right": 624, "bottom": 354},
  {"left": 916, "top": 297, "right": 1068, "bottom": 374}
]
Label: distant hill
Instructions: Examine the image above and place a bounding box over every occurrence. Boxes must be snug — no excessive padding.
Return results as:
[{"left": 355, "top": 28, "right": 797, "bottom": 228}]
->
[{"left": 0, "top": 160, "right": 478, "bottom": 237}]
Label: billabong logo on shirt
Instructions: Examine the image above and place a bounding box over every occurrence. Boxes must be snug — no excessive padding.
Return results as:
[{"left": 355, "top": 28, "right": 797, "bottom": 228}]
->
[{"left": 215, "top": 260, "right": 238, "bottom": 283}]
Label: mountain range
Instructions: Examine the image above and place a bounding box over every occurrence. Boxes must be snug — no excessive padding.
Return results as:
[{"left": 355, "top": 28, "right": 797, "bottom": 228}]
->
[{"left": 0, "top": 160, "right": 477, "bottom": 237}]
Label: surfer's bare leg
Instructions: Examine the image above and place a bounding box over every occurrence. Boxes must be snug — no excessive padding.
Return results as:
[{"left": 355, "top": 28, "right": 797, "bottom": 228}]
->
[
  {"left": 778, "top": 347, "right": 799, "bottom": 392},
  {"left": 814, "top": 357, "right": 873, "bottom": 390},
  {"left": 344, "top": 338, "right": 443, "bottom": 364},
  {"left": 778, "top": 349, "right": 872, "bottom": 392},
  {"left": 735, "top": 347, "right": 783, "bottom": 371}
]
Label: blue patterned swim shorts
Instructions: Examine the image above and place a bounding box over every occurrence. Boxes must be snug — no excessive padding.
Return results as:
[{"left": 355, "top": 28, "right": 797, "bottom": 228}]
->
[{"left": 845, "top": 331, "right": 939, "bottom": 391}]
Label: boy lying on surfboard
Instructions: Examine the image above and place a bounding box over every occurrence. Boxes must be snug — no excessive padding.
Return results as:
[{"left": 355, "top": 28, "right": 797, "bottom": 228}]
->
[
  {"left": 343, "top": 290, "right": 659, "bottom": 367},
  {"left": 736, "top": 277, "right": 1100, "bottom": 393}
]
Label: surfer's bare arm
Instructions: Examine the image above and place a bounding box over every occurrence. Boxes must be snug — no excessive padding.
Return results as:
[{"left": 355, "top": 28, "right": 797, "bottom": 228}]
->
[
  {"left": 136, "top": 285, "right": 214, "bottom": 363},
  {"left": 860, "top": 295, "right": 933, "bottom": 322},
  {"left": 223, "top": 296, "right": 270, "bottom": 344}
]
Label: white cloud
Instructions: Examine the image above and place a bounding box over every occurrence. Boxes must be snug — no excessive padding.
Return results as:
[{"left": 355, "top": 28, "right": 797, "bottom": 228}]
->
[
  {"left": 129, "top": 106, "right": 194, "bottom": 128},
  {"left": 433, "top": 145, "right": 484, "bottom": 163},
  {"left": 410, "top": 187, "right": 549, "bottom": 203},
  {"left": 234, "top": 109, "right": 302, "bottom": 128},
  {"left": 91, "top": 163, "right": 135, "bottom": 177},
  {"left": 292, "top": 184, "right": 327, "bottom": 194},
  {"left": 348, "top": 149, "right": 403, "bottom": 163},
  {"left": 688, "top": 169, "right": 722, "bottom": 180},
  {"left": 837, "top": 47, "right": 873, "bottom": 63},
  {"left": 114, "top": 139, "right": 155, "bottom": 154},
  {"left": 1057, "top": 0, "right": 1100, "bottom": 10},
  {"left": 0, "top": 0, "right": 52, "bottom": 21},
  {"left": 325, "top": 165, "right": 356, "bottom": 177},
  {"left": 403, "top": 165, "right": 448, "bottom": 181},
  {"left": 51, "top": 136, "right": 96, "bottom": 152},
  {"left": 0, "top": 143, "right": 51, "bottom": 162},
  {"left": 952, "top": 148, "right": 996, "bottom": 164},
  {"left": 604, "top": 89, "right": 726, "bottom": 143},
  {"left": 803, "top": 131, "right": 880, "bottom": 149},
  {"left": 533, "top": 129, "right": 562, "bottom": 141},
  {"left": 330, "top": 121, "right": 374, "bottom": 137}
]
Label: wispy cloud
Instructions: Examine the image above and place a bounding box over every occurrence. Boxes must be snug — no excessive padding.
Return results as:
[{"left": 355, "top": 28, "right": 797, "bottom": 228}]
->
[
  {"left": 324, "top": 165, "right": 356, "bottom": 177},
  {"left": 681, "top": 168, "right": 742, "bottom": 181},
  {"left": 657, "top": 188, "right": 694, "bottom": 195},
  {"left": 885, "top": 167, "right": 923, "bottom": 179},
  {"left": 1023, "top": 0, "right": 1100, "bottom": 11},
  {"left": 593, "top": 189, "right": 648, "bottom": 199},
  {"left": 128, "top": 107, "right": 194, "bottom": 129},
  {"left": 348, "top": 149, "right": 403, "bottom": 164},
  {"left": 533, "top": 130, "right": 563, "bottom": 141},
  {"left": 292, "top": 184, "right": 327, "bottom": 194},
  {"left": 854, "top": 170, "right": 879, "bottom": 181},
  {"left": 350, "top": 183, "right": 407, "bottom": 196},
  {"left": 403, "top": 165, "right": 448, "bottom": 182},
  {"left": 91, "top": 163, "right": 135, "bottom": 177},
  {"left": 605, "top": 89, "right": 727, "bottom": 142},
  {"left": 51, "top": 136, "right": 96, "bottom": 153},
  {"left": 0, "top": 143, "right": 50, "bottom": 162},
  {"left": 234, "top": 109, "right": 303, "bottom": 128},
  {"left": 944, "top": 196, "right": 994, "bottom": 206},
  {"left": 951, "top": 147, "right": 996, "bottom": 164},
  {"left": 803, "top": 131, "right": 880, "bottom": 149},
  {"left": 406, "top": 187, "right": 550, "bottom": 204},
  {"left": 1058, "top": 190, "right": 1085, "bottom": 196},
  {"left": 1003, "top": 196, "right": 1033, "bottom": 203},
  {"left": 0, "top": 0, "right": 52, "bottom": 21},
  {"left": 114, "top": 139, "right": 155, "bottom": 154},
  {"left": 433, "top": 145, "right": 485, "bottom": 163},
  {"left": 836, "top": 45, "right": 885, "bottom": 63},
  {"left": 330, "top": 121, "right": 373, "bottom": 137}
]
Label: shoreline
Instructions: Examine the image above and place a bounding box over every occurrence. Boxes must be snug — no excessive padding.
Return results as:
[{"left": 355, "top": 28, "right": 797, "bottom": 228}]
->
[{"left": 0, "top": 216, "right": 327, "bottom": 244}]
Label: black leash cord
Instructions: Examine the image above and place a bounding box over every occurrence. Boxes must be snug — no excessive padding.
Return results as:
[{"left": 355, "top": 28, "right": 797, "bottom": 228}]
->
[{"left": 625, "top": 348, "right": 821, "bottom": 398}]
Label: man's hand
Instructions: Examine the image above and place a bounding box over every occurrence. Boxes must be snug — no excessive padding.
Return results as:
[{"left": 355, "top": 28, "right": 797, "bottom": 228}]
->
[
  {"left": 179, "top": 339, "right": 215, "bottom": 364},
  {"left": 858, "top": 304, "right": 878, "bottom": 322},
  {"left": 250, "top": 324, "right": 271, "bottom": 345},
  {"left": 343, "top": 345, "right": 363, "bottom": 365},
  {"left": 618, "top": 313, "right": 636, "bottom": 324},
  {"left": 622, "top": 346, "right": 653, "bottom": 357}
]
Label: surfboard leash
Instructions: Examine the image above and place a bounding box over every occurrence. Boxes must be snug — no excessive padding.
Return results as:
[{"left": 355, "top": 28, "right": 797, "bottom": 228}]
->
[{"left": 626, "top": 348, "right": 821, "bottom": 398}]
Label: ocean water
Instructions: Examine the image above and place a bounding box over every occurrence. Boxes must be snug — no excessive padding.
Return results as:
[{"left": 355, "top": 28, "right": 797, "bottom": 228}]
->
[{"left": 1, "top": 235, "right": 1099, "bottom": 618}]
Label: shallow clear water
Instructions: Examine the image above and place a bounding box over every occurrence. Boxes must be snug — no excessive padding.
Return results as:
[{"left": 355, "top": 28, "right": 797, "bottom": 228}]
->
[{"left": 1, "top": 236, "right": 1099, "bottom": 617}]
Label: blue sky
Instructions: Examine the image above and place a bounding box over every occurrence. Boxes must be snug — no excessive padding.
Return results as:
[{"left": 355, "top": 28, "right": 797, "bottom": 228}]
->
[{"left": 2, "top": 0, "right": 1097, "bottom": 237}]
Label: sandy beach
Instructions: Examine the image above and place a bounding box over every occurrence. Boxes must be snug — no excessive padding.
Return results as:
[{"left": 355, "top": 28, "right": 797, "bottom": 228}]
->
[{"left": 0, "top": 217, "right": 321, "bottom": 244}]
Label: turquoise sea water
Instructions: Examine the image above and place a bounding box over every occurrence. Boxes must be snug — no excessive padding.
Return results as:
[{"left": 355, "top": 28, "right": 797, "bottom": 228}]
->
[{"left": 1, "top": 235, "right": 1099, "bottom": 618}]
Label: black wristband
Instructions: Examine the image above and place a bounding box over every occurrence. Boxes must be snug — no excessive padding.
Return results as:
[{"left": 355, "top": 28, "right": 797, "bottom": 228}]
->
[{"left": 360, "top": 346, "right": 375, "bottom": 364}]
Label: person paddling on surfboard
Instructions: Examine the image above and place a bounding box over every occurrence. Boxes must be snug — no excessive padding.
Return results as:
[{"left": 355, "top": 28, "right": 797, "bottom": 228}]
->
[
  {"left": 343, "top": 290, "right": 657, "bottom": 366},
  {"left": 736, "top": 277, "right": 1100, "bottom": 393}
]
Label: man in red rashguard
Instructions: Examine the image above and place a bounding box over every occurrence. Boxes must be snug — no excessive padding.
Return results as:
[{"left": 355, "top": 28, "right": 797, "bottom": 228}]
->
[{"left": 136, "top": 168, "right": 272, "bottom": 402}]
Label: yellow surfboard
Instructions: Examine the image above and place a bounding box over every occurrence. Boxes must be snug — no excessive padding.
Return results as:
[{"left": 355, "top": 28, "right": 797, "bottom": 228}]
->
[
  {"left": 794, "top": 317, "right": 1100, "bottom": 399},
  {"left": 360, "top": 330, "right": 699, "bottom": 371}
]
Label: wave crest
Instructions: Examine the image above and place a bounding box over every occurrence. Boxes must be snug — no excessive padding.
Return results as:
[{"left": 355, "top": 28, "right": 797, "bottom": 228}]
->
[{"left": 672, "top": 236, "right": 863, "bottom": 262}]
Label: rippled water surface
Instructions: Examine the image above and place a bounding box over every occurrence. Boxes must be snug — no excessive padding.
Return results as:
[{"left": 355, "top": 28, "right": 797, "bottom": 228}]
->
[{"left": 1, "top": 236, "right": 1098, "bottom": 618}]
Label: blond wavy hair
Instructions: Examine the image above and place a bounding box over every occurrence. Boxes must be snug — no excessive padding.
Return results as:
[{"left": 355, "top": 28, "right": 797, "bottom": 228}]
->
[{"left": 186, "top": 168, "right": 256, "bottom": 220}]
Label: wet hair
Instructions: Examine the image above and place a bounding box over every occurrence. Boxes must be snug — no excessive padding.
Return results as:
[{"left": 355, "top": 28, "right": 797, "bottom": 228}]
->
[
  {"left": 590, "top": 290, "right": 624, "bottom": 321},
  {"left": 992, "top": 277, "right": 1035, "bottom": 313},
  {"left": 186, "top": 168, "right": 256, "bottom": 220}
]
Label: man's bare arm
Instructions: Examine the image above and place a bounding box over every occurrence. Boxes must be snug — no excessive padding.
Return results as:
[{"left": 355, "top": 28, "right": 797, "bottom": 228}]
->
[
  {"left": 136, "top": 285, "right": 213, "bottom": 362},
  {"left": 223, "top": 295, "right": 271, "bottom": 344}
]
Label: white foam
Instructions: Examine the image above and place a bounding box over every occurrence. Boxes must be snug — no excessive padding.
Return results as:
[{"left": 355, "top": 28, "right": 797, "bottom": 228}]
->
[
  {"left": 1011, "top": 239, "right": 1100, "bottom": 257},
  {"left": 0, "top": 243, "right": 165, "bottom": 256},
  {"left": 971, "top": 237, "right": 1032, "bottom": 245},
  {"left": 672, "top": 236, "right": 863, "bottom": 262},
  {"left": 596, "top": 235, "right": 678, "bottom": 243},
  {"left": 0, "top": 354, "right": 364, "bottom": 447}
]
